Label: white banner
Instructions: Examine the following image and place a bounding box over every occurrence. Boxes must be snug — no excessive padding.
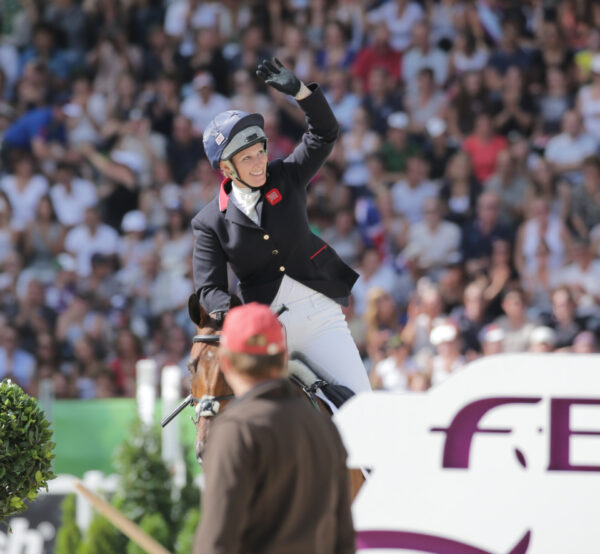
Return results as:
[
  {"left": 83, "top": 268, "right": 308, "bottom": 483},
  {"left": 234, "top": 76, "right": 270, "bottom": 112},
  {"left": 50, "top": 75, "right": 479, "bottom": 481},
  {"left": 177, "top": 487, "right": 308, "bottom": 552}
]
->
[{"left": 334, "top": 354, "right": 600, "bottom": 554}]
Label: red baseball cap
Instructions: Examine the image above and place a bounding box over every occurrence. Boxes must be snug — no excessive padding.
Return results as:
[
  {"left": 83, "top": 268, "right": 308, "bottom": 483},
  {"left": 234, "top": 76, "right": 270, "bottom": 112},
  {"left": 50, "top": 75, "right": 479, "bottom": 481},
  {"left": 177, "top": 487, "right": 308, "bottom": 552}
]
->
[{"left": 221, "top": 303, "right": 286, "bottom": 355}]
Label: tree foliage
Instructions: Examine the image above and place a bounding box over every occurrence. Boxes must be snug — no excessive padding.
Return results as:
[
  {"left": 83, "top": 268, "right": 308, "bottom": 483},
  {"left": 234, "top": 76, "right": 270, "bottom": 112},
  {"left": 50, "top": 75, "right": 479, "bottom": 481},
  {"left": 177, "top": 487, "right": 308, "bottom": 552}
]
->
[
  {"left": 126, "top": 512, "right": 170, "bottom": 554},
  {"left": 113, "top": 420, "right": 174, "bottom": 533},
  {"left": 76, "top": 511, "right": 126, "bottom": 554},
  {"left": 174, "top": 508, "right": 201, "bottom": 554},
  {"left": 0, "top": 380, "right": 56, "bottom": 522},
  {"left": 73, "top": 418, "right": 202, "bottom": 552},
  {"left": 55, "top": 494, "right": 82, "bottom": 554}
]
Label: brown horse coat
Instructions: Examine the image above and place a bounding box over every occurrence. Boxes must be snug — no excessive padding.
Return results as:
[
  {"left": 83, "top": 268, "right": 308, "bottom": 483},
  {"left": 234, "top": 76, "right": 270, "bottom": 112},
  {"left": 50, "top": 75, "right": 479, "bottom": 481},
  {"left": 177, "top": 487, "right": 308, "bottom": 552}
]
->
[{"left": 194, "top": 378, "right": 355, "bottom": 554}]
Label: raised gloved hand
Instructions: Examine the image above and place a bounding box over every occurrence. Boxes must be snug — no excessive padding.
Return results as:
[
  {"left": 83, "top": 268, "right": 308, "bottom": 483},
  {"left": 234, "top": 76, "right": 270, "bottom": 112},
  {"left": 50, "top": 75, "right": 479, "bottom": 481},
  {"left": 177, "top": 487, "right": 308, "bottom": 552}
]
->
[{"left": 256, "top": 58, "right": 301, "bottom": 97}]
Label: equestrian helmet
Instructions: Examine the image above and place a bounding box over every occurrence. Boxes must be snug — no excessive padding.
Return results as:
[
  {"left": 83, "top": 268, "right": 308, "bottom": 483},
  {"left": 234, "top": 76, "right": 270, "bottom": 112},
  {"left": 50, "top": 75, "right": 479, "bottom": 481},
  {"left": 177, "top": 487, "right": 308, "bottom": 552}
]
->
[{"left": 203, "top": 110, "right": 267, "bottom": 169}]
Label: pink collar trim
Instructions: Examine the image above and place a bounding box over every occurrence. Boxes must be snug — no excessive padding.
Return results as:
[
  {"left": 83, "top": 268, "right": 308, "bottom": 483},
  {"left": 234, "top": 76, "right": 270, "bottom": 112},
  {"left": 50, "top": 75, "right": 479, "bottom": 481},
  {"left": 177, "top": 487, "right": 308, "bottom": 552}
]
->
[{"left": 218, "top": 177, "right": 230, "bottom": 211}]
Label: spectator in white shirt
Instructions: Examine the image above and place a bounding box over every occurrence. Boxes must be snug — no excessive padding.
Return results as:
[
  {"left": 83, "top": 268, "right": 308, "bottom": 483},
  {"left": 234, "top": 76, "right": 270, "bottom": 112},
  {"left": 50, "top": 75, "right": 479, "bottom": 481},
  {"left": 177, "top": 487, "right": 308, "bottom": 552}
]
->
[
  {"left": 181, "top": 71, "right": 230, "bottom": 134},
  {"left": 391, "top": 155, "right": 438, "bottom": 224},
  {"left": 117, "top": 210, "right": 154, "bottom": 294},
  {"left": 402, "top": 21, "right": 448, "bottom": 94},
  {"left": 555, "top": 237, "right": 600, "bottom": 315},
  {"left": 403, "top": 196, "right": 461, "bottom": 279},
  {"left": 352, "top": 247, "right": 401, "bottom": 316},
  {"left": 544, "top": 110, "right": 598, "bottom": 183},
  {"left": 494, "top": 286, "right": 537, "bottom": 353},
  {"left": 0, "top": 151, "right": 48, "bottom": 231},
  {"left": 0, "top": 325, "right": 35, "bottom": 391},
  {"left": 428, "top": 321, "right": 465, "bottom": 386},
  {"left": 49, "top": 161, "right": 97, "bottom": 227},
  {"left": 65, "top": 74, "right": 107, "bottom": 146},
  {"left": 324, "top": 69, "right": 361, "bottom": 132},
  {"left": 372, "top": 334, "right": 418, "bottom": 392},
  {"left": 367, "top": 0, "right": 424, "bottom": 52},
  {"left": 405, "top": 68, "right": 447, "bottom": 134},
  {"left": 64, "top": 206, "right": 120, "bottom": 276},
  {"left": 164, "top": 0, "right": 230, "bottom": 40}
]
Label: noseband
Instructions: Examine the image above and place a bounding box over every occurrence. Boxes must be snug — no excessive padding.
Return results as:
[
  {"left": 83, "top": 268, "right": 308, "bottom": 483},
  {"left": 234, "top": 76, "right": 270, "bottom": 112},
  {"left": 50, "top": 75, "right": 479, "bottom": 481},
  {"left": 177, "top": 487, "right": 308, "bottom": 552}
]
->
[
  {"left": 193, "top": 393, "right": 235, "bottom": 422},
  {"left": 161, "top": 391, "right": 235, "bottom": 428}
]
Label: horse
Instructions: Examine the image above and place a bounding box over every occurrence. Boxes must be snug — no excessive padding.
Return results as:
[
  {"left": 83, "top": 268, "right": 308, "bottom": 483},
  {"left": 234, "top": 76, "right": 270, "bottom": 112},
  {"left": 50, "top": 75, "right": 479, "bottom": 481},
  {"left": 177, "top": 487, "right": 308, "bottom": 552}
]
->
[{"left": 174, "top": 302, "right": 365, "bottom": 501}]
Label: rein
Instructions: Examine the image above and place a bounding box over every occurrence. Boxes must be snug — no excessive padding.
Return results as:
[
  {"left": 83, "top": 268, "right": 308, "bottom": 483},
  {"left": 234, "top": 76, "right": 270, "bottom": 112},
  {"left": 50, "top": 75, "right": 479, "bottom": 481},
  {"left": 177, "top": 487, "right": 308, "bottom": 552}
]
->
[{"left": 160, "top": 392, "right": 236, "bottom": 427}]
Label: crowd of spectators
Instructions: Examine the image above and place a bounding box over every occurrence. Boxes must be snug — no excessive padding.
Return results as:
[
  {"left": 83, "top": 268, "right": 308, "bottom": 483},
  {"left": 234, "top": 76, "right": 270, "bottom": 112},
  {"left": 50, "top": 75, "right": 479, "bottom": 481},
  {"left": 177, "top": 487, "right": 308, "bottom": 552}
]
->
[{"left": 1, "top": 0, "right": 600, "bottom": 400}]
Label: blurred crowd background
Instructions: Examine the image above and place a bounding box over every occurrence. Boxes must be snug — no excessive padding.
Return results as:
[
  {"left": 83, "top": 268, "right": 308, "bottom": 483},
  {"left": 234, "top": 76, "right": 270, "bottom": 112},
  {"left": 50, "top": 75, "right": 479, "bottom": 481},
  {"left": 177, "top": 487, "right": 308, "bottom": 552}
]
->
[{"left": 1, "top": 0, "right": 600, "bottom": 399}]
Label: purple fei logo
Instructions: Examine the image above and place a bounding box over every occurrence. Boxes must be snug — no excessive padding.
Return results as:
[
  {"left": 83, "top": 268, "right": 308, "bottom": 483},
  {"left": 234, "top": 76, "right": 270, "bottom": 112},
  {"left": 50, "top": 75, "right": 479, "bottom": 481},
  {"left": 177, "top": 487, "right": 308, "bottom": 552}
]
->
[
  {"left": 334, "top": 354, "right": 600, "bottom": 553},
  {"left": 431, "top": 397, "right": 600, "bottom": 472},
  {"left": 356, "top": 529, "right": 531, "bottom": 553}
]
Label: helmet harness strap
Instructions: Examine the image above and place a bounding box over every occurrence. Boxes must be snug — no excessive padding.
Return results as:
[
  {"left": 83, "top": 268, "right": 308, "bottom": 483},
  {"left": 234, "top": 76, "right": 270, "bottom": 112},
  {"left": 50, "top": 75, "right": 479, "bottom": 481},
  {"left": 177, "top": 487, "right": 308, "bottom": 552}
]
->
[{"left": 223, "top": 159, "right": 254, "bottom": 190}]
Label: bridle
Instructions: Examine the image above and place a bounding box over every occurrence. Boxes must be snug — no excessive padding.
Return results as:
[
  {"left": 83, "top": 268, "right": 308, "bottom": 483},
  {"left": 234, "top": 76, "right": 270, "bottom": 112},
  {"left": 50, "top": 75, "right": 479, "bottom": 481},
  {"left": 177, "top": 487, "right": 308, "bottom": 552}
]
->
[
  {"left": 160, "top": 305, "right": 288, "bottom": 428},
  {"left": 160, "top": 377, "right": 235, "bottom": 428},
  {"left": 193, "top": 393, "right": 235, "bottom": 421},
  {"left": 159, "top": 333, "right": 227, "bottom": 428}
]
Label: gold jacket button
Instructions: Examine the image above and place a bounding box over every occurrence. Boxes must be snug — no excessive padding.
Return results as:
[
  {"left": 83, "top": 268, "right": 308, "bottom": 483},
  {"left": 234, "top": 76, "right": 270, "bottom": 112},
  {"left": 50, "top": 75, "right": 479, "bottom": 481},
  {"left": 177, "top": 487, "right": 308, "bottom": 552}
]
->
[
  {"left": 272, "top": 249, "right": 279, "bottom": 255},
  {"left": 263, "top": 234, "right": 270, "bottom": 240},
  {"left": 279, "top": 266, "right": 285, "bottom": 272}
]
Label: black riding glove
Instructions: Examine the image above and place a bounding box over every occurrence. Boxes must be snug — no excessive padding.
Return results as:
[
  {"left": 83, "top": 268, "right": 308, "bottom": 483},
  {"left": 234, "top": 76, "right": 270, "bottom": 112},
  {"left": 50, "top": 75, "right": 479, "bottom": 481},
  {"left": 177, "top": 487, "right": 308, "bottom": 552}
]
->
[{"left": 256, "top": 58, "right": 301, "bottom": 97}]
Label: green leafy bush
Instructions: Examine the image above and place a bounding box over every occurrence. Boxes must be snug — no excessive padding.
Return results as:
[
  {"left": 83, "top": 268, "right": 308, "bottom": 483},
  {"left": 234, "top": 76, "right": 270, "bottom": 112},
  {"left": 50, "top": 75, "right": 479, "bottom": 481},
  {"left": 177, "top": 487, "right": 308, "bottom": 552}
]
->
[
  {"left": 0, "top": 380, "right": 56, "bottom": 522},
  {"left": 76, "top": 511, "right": 126, "bottom": 554},
  {"left": 75, "top": 418, "right": 201, "bottom": 551},
  {"left": 113, "top": 420, "right": 174, "bottom": 533},
  {"left": 172, "top": 452, "right": 201, "bottom": 532},
  {"left": 55, "top": 494, "right": 82, "bottom": 554},
  {"left": 175, "top": 508, "right": 201, "bottom": 554},
  {"left": 126, "top": 512, "right": 170, "bottom": 554}
]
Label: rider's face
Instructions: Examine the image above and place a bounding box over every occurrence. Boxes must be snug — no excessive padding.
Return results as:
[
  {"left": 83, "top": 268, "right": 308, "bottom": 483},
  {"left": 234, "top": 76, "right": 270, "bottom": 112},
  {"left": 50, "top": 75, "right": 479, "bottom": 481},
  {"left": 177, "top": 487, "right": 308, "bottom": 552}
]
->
[{"left": 230, "top": 142, "right": 268, "bottom": 188}]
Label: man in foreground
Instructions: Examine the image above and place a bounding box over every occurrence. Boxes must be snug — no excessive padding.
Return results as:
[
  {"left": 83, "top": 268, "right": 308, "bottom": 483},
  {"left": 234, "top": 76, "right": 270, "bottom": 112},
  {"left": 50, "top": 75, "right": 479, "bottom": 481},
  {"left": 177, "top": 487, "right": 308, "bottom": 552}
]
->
[{"left": 194, "top": 302, "right": 355, "bottom": 554}]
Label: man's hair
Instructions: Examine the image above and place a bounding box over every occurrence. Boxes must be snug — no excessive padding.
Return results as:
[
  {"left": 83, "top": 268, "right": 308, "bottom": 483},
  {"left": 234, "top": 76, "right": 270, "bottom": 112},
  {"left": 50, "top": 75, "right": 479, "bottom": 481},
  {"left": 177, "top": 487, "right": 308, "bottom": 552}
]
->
[
  {"left": 501, "top": 284, "right": 525, "bottom": 303},
  {"left": 223, "top": 348, "right": 286, "bottom": 378}
]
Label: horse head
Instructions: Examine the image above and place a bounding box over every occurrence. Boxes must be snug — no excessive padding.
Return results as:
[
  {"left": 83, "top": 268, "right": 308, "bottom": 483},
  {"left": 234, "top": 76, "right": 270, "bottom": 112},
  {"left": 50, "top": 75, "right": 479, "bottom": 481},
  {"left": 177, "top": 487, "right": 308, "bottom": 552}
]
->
[{"left": 187, "top": 295, "right": 237, "bottom": 463}]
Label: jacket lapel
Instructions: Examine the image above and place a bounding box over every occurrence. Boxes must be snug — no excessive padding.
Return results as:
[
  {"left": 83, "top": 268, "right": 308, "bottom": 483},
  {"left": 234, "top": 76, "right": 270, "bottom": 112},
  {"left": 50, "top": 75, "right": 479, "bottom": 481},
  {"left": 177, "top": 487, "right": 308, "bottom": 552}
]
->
[
  {"left": 255, "top": 196, "right": 264, "bottom": 224},
  {"left": 220, "top": 177, "right": 267, "bottom": 230},
  {"left": 224, "top": 201, "right": 261, "bottom": 229}
]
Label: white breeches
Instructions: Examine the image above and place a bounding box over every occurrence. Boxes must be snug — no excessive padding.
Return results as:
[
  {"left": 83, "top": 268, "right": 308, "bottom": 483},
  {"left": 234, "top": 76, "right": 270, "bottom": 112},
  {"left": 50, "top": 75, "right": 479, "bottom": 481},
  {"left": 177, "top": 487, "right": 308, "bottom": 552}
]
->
[{"left": 270, "top": 275, "right": 371, "bottom": 394}]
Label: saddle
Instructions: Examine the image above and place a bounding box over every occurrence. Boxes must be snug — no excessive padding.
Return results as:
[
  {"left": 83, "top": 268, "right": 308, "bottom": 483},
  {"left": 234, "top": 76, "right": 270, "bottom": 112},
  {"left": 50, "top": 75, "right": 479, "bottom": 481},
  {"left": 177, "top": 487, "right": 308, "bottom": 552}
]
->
[{"left": 287, "top": 351, "right": 355, "bottom": 411}]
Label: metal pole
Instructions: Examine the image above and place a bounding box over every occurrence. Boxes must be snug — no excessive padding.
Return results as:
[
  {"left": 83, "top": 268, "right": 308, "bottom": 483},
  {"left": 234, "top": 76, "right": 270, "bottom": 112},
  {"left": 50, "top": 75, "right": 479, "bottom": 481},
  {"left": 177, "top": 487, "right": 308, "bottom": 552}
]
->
[
  {"left": 161, "top": 366, "right": 186, "bottom": 490},
  {"left": 136, "top": 359, "right": 157, "bottom": 427}
]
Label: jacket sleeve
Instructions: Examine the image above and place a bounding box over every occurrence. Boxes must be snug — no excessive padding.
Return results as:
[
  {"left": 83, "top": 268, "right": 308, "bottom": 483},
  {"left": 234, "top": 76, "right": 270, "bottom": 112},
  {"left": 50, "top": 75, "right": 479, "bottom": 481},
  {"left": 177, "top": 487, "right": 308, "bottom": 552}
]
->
[
  {"left": 194, "top": 421, "right": 254, "bottom": 554},
  {"left": 192, "top": 216, "right": 231, "bottom": 314},
  {"left": 282, "top": 83, "right": 339, "bottom": 188}
]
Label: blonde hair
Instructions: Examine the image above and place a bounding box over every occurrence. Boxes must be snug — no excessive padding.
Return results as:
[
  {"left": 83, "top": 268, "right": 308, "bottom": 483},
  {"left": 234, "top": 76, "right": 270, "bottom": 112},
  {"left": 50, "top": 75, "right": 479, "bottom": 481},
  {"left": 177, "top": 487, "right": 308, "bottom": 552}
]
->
[{"left": 364, "top": 288, "right": 388, "bottom": 331}]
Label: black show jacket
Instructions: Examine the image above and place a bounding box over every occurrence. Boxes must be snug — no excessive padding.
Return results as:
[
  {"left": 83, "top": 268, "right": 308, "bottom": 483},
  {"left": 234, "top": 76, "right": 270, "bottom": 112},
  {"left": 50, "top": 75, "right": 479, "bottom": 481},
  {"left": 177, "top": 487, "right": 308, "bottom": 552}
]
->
[{"left": 191, "top": 84, "right": 359, "bottom": 314}]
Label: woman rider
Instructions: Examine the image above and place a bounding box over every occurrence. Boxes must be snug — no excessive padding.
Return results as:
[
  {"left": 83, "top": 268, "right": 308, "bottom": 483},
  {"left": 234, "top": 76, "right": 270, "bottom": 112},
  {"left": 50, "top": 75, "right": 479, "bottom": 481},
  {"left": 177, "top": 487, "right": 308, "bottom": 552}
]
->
[{"left": 191, "top": 58, "right": 371, "bottom": 395}]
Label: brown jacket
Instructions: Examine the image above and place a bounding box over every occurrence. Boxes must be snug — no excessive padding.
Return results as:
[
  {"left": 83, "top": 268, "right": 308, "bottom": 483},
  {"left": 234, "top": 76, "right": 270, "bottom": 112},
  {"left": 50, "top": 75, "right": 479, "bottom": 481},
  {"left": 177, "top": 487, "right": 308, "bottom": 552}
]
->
[{"left": 194, "top": 378, "right": 355, "bottom": 554}]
